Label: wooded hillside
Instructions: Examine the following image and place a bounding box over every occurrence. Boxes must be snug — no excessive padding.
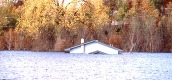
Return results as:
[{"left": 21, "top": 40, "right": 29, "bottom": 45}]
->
[{"left": 0, "top": 0, "right": 172, "bottom": 52}]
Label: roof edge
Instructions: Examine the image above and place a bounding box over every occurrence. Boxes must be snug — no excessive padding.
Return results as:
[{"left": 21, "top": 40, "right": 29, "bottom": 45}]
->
[{"left": 64, "top": 40, "right": 123, "bottom": 51}]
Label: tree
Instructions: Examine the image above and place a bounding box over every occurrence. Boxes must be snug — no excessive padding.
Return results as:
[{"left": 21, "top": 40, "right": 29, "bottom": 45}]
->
[
  {"left": 16, "top": 0, "right": 64, "bottom": 51},
  {"left": 161, "top": 2, "right": 172, "bottom": 52},
  {"left": 61, "top": 0, "right": 109, "bottom": 45},
  {"left": 121, "top": 0, "right": 163, "bottom": 52},
  {"left": 0, "top": 2, "right": 17, "bottom": 31},
  {"left": 0, "top": 1, "right": 18, "bottom": 50}
]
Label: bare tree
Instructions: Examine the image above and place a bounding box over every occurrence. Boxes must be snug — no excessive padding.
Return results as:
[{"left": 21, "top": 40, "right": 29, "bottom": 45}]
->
[{"left": 122, "top": 16, "right": 143, "bottom": 52}]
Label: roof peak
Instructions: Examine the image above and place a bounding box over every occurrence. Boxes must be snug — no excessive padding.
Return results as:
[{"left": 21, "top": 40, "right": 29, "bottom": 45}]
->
[{"left": 65, "top": 40, "right": 122, "bottom": 52}]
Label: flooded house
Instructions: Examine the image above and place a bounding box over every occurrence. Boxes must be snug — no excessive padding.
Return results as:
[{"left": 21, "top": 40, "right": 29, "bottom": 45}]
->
[{"left": 65, "top": 39, "right": 122, "bottom": 54}]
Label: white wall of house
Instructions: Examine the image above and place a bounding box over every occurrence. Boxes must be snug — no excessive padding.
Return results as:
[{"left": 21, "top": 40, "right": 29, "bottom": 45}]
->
[{"left": 70, "top": 42, "right": 119, "bottom": 54}]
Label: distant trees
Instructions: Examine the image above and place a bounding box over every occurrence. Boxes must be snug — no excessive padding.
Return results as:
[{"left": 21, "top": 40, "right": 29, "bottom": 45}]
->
[
  {"left": 15, "top": 0, "right": 109, "bottom": 51},
  {"left": 0, "top": 1, "right": 18, "bottom": 50},
  {"left": 0, "top": 2, "right": 17, "bottom": 31},
  {"left": 16, "top": 0, "right": 62, "bottom": 51},
  {"left": 61, "top": 0, "right": 109, "bottom": 50},
  {"left": 161, "top": 2, "right": 172, "bottom": 52},
  {"left": 121, "top": 0, "right": 165, "bottom": 52},
  {"left": 0, "top": 0, "right": 172, "bottom": 52}
]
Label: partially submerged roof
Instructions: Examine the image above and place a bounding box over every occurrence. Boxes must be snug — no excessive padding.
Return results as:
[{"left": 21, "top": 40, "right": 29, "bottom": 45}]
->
[{"left": 65, "top": 40, "right": 122, "bottom": 52}]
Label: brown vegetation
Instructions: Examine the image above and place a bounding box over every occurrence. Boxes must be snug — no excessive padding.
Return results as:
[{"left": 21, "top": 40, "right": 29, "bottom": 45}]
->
[{"left": 1, "top": 0, "right": 172, "bottom": 52}]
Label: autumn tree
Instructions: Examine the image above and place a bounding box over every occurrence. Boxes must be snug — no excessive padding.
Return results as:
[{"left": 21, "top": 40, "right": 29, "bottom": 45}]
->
[
  {"left": 60, "top": 0, "right": 109, "bottom": 45},
  {"left": 0, "top": 2, "right": 17, "bottom": 33},
  {"left": 161, "top": 2, "right": 172, "bottom": 52},
  {"left": 121, "top": 0, "right": 163, "bottom": 52},
  {"left": 16, "top": 0, "right": 64, "bottom": 51},
  {"left": 1, "top": 0, "right": 171, "bottom": 52},
  {"left": 0, "top": 1, "right": 18, "bottom": 50}
]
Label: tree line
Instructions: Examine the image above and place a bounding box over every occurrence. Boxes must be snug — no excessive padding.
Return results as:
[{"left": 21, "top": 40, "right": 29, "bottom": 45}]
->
[{"left": 0, "top": 0, "right": 172, "bottom": 52}]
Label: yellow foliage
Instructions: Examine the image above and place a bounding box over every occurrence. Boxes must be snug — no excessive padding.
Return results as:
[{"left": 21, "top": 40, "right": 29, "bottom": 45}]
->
[
  {"left": 16, "top": 0, "right": 109, "bottom": 36},
  {"left": 128, "top": 0, "right": 159, "bottom": 17},
  {"left": 16, "top": 0, "right": 62, "bottom": 37},
  {"left": 64, "top": 0, "right": 109, "bottom": 30},
  {"left": 126, "top": 0, "right": 160, "bottom": 28}
]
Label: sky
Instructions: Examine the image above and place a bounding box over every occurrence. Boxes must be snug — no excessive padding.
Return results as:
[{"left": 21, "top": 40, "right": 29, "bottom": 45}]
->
[
  {"left": 58, "top": 0, "right": 73, "bottom": 7},
  {"left": 58, "top": 0, "right": 84, "bottom": 10}
]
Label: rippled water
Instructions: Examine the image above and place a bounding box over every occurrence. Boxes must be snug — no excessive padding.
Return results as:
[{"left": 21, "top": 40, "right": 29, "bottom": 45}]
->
[{"left": 0, "top": 51, "right": 172, "bottom": 80}]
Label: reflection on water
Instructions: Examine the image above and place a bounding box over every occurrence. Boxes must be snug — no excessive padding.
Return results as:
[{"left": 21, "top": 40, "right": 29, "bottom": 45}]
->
[{"left": 0, "top": 51, "right": 172, "bottom": 80}]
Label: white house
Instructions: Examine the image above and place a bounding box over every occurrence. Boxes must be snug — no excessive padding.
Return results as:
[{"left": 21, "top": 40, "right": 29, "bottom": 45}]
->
[{"left": 65, "top": 39, "right": 122, "bottom": 54}]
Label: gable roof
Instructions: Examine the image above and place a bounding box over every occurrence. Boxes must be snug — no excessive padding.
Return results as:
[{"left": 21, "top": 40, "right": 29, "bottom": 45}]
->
[{"left": 65, "top": 40, "right": 122, "bottom": 52}]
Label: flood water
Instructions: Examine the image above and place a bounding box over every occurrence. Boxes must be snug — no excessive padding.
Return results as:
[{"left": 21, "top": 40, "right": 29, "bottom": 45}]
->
[{"left": 0, "top": 51, "right": 172, "bottom": 80}]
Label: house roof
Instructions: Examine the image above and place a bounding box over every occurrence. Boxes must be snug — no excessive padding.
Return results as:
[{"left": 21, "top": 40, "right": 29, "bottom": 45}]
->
[{"left": 65, "top": 40, "right": 122, "bottom": 52}]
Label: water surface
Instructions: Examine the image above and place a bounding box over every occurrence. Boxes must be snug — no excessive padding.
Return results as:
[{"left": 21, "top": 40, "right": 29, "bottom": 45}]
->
[{"left": 0, "top": 51, "right": 172, "bottom": 80}]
